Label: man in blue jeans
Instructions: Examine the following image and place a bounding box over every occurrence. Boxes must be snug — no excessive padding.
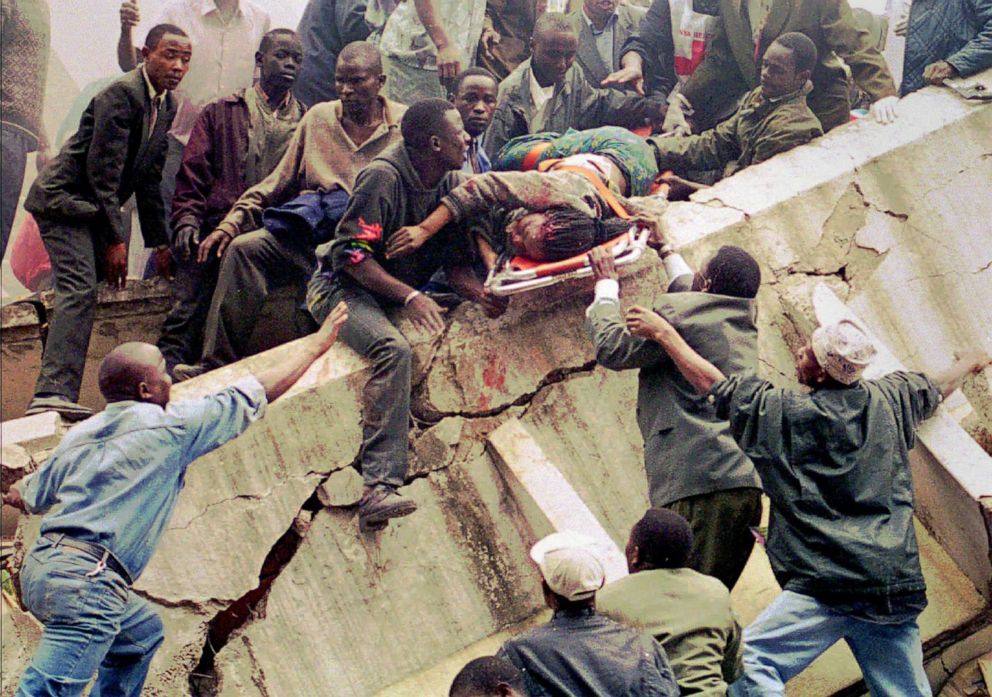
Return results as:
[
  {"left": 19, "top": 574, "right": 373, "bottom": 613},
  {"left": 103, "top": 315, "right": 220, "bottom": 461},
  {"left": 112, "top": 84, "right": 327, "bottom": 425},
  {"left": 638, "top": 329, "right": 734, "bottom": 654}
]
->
[
  {"left": 621, "top": 304, "right": 991, "bottom": 696},
  {"left": 3, "top": 302, "right": 348, "bottom": 696}
]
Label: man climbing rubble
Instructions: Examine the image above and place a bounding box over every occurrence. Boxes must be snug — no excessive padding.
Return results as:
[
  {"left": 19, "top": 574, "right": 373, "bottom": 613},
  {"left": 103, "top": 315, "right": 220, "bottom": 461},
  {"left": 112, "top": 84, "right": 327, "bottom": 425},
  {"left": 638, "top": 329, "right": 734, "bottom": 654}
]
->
[{"left": 3, "top": 303, "right": 349, "bottom": 697}]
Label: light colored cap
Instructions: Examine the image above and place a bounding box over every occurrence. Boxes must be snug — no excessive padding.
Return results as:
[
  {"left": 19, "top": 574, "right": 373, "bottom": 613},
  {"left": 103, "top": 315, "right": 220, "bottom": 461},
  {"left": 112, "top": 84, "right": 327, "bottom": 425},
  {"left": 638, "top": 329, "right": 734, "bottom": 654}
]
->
[
  {"left": 529, "top": 531, "right": 606, "bottom": 601},
  {"left": 811, "top": 319, "right": 877, "bottom": 385}
]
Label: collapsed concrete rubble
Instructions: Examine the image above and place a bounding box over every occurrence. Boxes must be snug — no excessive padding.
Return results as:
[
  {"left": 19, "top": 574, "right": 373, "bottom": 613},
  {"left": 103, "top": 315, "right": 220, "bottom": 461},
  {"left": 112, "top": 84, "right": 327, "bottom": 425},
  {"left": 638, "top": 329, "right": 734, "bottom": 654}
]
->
[{"left": 2, "top": 75, "right": 992, "bottom": 696}]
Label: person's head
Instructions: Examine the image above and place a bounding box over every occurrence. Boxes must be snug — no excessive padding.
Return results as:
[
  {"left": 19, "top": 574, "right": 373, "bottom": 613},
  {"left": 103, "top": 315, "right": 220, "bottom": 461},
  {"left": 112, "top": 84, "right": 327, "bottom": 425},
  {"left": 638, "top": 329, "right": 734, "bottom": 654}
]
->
[
  {"left": 626, "top": 508, "right": 693, "bottom": 573},
  {"left": 256, "top": 29, "right": 303, "bottom": 96},
  {"left": 335, "top": 41, "right": 386, "bottom": 116},
  {"left": 530, "top": 14, "right": 577, "bottom": 87},
  {"left": 450, "top": 68, "right": 499, "bottom": 138},
  {"left": 98, "top": 342, "right": 172, "bottom": 407},
  {"left": 449, "top": 656, "right": 526, "bottom": 697},
  {"left": 401, "top": 98, "right": 470, "bottom": 171},
  {"left": 691, "top": 245, "right": 761, "bottom": 298},
  {"left": 141, "top": 24, "right": 191, "bottom": 93},
  {"left": 583, "top": 0, "right": 619, "bottom": 26},
  {"left": 506, "top": 207, "right": 628, "bottom": 262},
  {"left": 760, "top": 32, "right": 817, "bottom": 99},
  {"left": 530, "top": 531, "right": 606, "bottom": 612},
  {"left": 796, "top": 319, "right": 877, "bottom": 388}
]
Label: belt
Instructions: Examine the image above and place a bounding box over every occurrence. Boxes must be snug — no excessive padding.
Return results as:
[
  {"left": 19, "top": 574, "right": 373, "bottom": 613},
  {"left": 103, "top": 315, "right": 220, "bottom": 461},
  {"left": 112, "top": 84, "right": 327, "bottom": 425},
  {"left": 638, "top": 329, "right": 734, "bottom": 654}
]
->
[{"left": 42, "top": 533, "right": 133, "bottom": 585}]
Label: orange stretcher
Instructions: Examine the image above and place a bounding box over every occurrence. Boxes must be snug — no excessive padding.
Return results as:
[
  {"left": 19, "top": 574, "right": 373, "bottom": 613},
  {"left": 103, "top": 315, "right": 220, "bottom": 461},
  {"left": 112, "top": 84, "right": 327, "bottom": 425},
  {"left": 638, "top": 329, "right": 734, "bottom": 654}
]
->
[{"left": 484, "top": 162, "right": 669, "bottom": 297}]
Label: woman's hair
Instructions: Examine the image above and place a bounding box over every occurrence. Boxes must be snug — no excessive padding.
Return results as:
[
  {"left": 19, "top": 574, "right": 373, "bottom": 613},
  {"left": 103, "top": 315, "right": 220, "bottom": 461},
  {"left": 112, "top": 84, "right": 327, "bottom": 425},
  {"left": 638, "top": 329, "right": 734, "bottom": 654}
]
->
[{"left": 512, "top": 207, "right": 630, "bottom": 261}]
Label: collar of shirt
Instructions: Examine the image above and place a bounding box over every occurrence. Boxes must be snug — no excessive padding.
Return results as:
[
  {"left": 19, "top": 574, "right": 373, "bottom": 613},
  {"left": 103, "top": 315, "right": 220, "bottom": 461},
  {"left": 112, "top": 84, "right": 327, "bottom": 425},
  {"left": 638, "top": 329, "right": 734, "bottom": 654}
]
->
[
  {"left": 528, "top": 67, "right": 556, "bottom": 107},
  {"left": 254, "top": 82, "right": 293, "bottom": 111},
  {"left": 141, "top": 65, "right": 167, "bottom": 107},
  {"left": 582, "top": 9, "right": 619, "bottom": 35},
  {"left": 198, "top": 0, "right": 242, "bottom": 18}
]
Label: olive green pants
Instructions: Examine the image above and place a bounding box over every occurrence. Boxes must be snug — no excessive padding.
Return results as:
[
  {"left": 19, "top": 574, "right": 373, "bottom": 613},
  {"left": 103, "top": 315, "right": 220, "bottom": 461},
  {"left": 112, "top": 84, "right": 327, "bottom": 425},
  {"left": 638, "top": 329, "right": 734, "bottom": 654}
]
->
[{"left": 668, "top": 487, "right": 763, "bottom": 591}]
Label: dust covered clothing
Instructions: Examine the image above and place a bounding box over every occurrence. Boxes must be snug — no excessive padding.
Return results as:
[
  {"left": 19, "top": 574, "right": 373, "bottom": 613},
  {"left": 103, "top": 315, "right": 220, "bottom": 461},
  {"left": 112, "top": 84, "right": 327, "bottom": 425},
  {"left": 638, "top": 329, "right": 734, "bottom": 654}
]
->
[
  {"left": 709, "top": 370, "right": 942, "bottom": 604},
  {"left": 649, "top": 83, "right": 822, "bottom": 181},
  {"left": 440, "top": 168, "right": 665, "bottom": 256},
  {"left": 314, "top": 142, "right": 477, "bottom": 293},
  {"left": 498, "top": 607, "right": 680, "bottom": 697}
]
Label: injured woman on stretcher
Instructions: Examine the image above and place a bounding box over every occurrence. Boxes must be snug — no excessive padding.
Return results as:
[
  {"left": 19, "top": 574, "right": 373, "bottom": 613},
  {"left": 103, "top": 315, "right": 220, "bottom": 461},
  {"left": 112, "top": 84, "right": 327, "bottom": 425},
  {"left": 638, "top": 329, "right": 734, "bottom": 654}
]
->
[{"left": 384, "top": 155, "right": 669, "bottom": 269}]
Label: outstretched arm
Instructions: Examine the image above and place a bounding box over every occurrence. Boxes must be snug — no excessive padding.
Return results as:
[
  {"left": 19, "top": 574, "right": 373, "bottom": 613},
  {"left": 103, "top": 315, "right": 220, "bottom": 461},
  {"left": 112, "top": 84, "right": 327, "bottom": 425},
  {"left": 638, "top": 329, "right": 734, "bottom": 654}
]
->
[
  {"left": 932, "top": 351, "right": 992, "bottom": 398},
  {"left": 254, "top": 302, "right": 350, "bottom": 403},
  {"left": 625, "top": 305, "right": 725, "bottom": 393}
]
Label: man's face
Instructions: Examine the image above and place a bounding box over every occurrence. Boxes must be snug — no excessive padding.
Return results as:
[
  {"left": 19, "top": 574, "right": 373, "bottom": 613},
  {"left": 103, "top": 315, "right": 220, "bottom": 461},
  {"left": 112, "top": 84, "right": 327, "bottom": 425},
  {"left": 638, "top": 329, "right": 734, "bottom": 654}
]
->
[
  {"left": 434, "top": 109, "right": 471, "bottom": 170},
  {"left": 257, "top": 34, "right": 303, "bottom": 93},
  {"left": 453, "top": 75, "right": 498, "bottom": 138},
  {"left": 142, "top": 34, "right": 192, "bottom": 93},
  {"left": 335, "top": 59, "right": 385, "bottom": 114},
  {"left": 760, "top": 42, "right": 806, "bottom": 99},
  {"left": 140, "top": 350, "right": 172, "bottom": 408},
  {"left": 507, "top": 212, "right": 548, "bottom": 259},
  {"left": 531, "top": 30, "right": 578, "bottom": 86},
  {"left": 795, "top": 343, "right": 822, "bottom": 387},
  {"left": 583, "top": 0, "right": 619, "bottom": 24}
]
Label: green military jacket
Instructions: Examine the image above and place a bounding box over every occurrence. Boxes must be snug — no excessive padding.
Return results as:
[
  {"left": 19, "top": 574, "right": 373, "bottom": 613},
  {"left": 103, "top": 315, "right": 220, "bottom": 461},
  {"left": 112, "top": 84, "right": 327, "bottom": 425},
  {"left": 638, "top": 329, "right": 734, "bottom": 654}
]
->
[
  {"left": 650, "top": 83, "right": 822, "bottom": 180},
  {"left": 586, "top": 288, "right": 762, "bottom": 506},
  {"left": 681, "top": 0, "right": 897, "bottom": 131},
  {"left": 598, "top": 567, "right": 743, "bottom": 696}
]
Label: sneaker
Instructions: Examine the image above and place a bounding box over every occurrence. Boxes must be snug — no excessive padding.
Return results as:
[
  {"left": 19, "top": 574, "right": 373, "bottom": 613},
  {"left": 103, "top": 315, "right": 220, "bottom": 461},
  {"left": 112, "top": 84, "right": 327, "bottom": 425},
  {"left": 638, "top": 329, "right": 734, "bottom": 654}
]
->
[
  {"left": 357, "top": 486, "right": 417, "bottom": 531},
  {"left": 172, "top": 363, "right": 207, "bottom": 382},
  {"left": 25, "top": 396, "right": 94, "bottom": 421}
]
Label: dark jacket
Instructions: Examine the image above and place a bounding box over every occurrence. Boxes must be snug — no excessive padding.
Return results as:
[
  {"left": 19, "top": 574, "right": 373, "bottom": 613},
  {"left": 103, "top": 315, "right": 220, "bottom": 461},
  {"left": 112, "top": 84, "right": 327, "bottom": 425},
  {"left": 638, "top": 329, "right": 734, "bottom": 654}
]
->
[
  {"left": 619, "top": 0, "right": 680, "bottom": 99},
  {"left": 901, "top": 0, "right": 992, "bottom": 94},
  {"left": 170, "top": 89, "right": 306, "bottom": 233},
  {"left": 649, "top": 83, "right": 822, "bottom": 179},
  {"left": 24, "top": 68, "right": 175, "bottom": 247},
  {"left": 317, "top": 141, "right": 475, "bottom": 294},
  {"left": 568, "top": 5, "right": 650, "bottom": 91},
  {"left": 681, "top": 0, "right": 897, "bottom": 132},
  {"left": 710, "top": 371, "right": 941, "bottom": 599},
  {"left": 295, "top": 0, "right": 371, "bottom": 107},
  {"left": 483, "top": 60, "right": 662, "bottom": 158},
  {"left": 477, "top": 0, "right": 537, "bottom": 79},
  {"left": 498, "top": 608, "right": 679, "bottom": 697},
  {"left": 587, "top": 286, "right": 762, "bottom": 506}
]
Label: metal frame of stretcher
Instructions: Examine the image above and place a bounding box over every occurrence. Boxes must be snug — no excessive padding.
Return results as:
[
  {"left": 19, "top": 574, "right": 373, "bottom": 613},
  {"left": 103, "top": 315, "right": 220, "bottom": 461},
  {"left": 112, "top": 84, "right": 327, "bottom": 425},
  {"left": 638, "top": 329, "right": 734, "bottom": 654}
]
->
[{"left": 484, "top": 224, "right": 651, "bottom": 297}]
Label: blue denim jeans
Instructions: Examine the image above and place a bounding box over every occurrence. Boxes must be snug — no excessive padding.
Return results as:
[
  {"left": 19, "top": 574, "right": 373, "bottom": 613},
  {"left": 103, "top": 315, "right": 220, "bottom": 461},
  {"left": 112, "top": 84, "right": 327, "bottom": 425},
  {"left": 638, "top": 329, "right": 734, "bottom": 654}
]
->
[
  {"left": 17, "top": 538, "right": 164, "bottom": 697},
  {"left": 729, "top": 590, "right": 932, "bottom": 697}
]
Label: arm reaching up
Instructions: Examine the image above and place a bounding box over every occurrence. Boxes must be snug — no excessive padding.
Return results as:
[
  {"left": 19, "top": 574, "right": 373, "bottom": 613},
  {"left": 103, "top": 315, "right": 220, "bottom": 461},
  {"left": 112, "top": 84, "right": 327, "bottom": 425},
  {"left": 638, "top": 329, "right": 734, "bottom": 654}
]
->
[
  {"left": 253, "top": 302, "right": 349, "bottom": 403},
  {"left": 625, "top": 305, "right": 725, "bottom": 393},
  {"left": 932, "top": 351, "right": 992, "bottom": 398}
]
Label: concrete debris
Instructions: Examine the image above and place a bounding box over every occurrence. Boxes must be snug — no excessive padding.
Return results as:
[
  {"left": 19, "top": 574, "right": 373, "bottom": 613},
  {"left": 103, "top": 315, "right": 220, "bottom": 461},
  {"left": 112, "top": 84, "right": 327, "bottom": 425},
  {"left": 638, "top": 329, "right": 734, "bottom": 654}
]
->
[{"left": 2, "top": 74, "right": 992, "bottom": 696}]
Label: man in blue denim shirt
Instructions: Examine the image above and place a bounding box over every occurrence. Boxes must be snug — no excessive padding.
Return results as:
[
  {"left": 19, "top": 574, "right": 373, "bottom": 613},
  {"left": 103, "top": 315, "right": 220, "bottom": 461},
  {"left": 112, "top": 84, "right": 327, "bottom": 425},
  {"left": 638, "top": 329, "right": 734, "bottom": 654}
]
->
[{"left": 3, "top": 302, "right": 348, "bottom": 697}]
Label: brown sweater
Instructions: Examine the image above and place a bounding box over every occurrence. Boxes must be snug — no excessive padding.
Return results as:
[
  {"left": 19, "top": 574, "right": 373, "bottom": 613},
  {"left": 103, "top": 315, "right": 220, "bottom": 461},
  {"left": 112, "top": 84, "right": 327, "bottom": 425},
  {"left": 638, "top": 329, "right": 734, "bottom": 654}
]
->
[
  {"left": 1, "top": 0, "right": 50, "bottom": 147},
  {"left": 215, "top": 97, "right": 406, "bottom": 238}
]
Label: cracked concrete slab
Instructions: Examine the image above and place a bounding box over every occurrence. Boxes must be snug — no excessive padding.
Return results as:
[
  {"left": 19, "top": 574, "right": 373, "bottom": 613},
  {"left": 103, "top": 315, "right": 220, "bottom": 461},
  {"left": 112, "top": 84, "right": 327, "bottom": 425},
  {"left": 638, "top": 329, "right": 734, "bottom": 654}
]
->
[{"left": 3, "top": 72, "right": 991, "bottom": 696}]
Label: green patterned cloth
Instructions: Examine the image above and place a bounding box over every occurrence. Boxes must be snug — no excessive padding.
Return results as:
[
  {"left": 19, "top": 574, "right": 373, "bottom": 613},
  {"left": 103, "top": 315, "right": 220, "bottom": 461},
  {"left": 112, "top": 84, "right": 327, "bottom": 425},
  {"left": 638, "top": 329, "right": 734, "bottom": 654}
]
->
[{"left": 493, "top": 126, "right": 659, "bottom": 196}]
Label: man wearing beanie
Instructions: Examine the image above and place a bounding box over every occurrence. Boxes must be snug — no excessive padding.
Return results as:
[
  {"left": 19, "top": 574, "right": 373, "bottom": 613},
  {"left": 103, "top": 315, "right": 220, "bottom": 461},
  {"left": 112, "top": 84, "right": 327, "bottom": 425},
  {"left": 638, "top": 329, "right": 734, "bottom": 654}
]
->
[
  {"left": 598, "top": 509, "right": 743, "bottom": 695},
  {"left": 497, "top": 531, "right": 679, "bottom": 697},
  {"left": 622, "top": 307, "right": 992, "bottom": 695}
]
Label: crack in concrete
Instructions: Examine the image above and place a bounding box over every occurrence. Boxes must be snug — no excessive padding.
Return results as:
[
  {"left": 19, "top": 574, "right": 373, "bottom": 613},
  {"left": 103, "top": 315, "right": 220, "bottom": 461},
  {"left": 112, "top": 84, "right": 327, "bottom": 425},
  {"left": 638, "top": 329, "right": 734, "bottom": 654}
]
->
[{"left": 167, "top": 492, "right": 273, "bottom": 532}]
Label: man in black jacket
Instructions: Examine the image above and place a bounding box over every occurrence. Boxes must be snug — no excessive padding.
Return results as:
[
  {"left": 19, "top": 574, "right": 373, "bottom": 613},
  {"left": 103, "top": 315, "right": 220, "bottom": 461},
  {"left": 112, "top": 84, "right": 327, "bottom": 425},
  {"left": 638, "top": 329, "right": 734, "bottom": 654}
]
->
[
  {"left": 306, "top": 98, "right": 503, "bottom": 531},
  {"left": 23, "top": 24, "right": 191, "bottom": 420}
]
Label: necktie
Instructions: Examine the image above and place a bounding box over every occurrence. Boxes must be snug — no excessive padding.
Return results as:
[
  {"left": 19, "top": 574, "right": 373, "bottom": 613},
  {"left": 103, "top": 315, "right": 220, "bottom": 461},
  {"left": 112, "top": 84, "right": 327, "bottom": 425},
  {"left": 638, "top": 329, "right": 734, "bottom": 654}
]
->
[{"left": 149, "top": 96, "right": 161, "bottom": 136}]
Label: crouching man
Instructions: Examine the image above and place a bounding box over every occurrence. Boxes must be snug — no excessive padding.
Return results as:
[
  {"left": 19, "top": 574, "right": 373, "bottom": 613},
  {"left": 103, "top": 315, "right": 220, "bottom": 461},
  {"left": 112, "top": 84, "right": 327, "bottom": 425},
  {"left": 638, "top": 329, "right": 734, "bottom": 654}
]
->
[{"left": 4, "top": 303, "right": 348, "bottom": 696}]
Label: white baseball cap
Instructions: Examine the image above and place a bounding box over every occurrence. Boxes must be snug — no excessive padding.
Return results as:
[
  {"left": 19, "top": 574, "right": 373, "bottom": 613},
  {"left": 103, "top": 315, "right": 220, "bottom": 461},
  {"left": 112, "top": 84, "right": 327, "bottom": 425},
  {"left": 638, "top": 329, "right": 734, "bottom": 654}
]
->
[
  {"left": 529, "top": 531, "right": 606, "bottom": 601},
  {"left": 811, "top": 319, "right": 878, "bottom": 385}
]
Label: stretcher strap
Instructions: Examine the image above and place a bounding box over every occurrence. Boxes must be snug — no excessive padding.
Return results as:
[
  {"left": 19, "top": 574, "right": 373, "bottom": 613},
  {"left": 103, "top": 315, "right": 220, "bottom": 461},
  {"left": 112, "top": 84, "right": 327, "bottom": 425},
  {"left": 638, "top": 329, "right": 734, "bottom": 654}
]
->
[
  {"left": 536, "top": 163, "right": 632, "bottom": 220},
  {"left": 521, "top": 142, "right": 553, "bottom": 171}
]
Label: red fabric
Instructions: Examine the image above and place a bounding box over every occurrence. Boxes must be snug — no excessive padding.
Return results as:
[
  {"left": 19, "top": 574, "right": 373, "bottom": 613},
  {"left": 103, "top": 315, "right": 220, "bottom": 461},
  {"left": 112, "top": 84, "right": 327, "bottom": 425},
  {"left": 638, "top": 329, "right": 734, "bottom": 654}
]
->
[{"left": 9, "top": 214, "right": 51, "bottom": 291}]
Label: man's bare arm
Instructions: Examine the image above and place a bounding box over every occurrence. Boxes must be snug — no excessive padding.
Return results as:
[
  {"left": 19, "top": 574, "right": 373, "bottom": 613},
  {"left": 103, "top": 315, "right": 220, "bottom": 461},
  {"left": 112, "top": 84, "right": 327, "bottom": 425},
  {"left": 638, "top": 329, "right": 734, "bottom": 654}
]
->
[
  {"left": 253, "top": 302, "right": 349, "bottom": 402},
  {"left": 117, "top": 1, "right": 141, "bottom": 71},
  {"left": 344, "top": 259, "right": 447, "bottom": 333},
  {"left": 932, "top": 351, "right": 992, "bottom": 398}
]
